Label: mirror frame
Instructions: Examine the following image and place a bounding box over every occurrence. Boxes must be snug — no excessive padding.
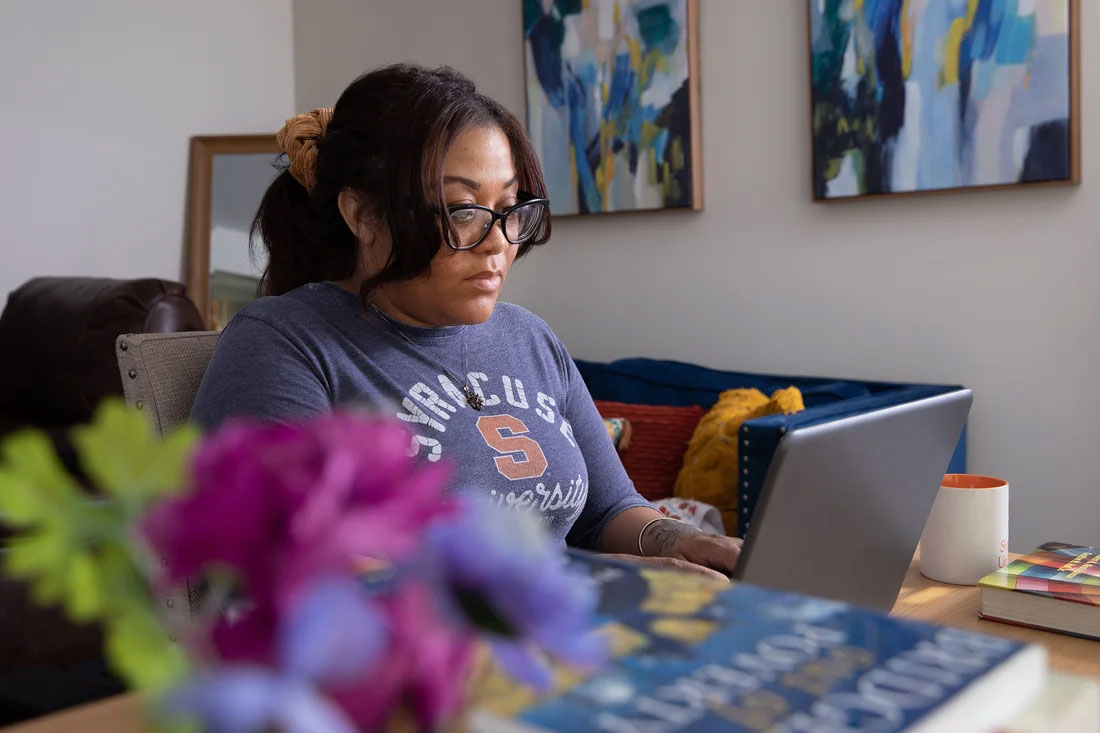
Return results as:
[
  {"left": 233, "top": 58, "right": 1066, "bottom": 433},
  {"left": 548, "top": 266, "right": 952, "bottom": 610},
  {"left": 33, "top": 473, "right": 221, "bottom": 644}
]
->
[{"left": 185, "top": 134, "right": 281, "bottom": 329}]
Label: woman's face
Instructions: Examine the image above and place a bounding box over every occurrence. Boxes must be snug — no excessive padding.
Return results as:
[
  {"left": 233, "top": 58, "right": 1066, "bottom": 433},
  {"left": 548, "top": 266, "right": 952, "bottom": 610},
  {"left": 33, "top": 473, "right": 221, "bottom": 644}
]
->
[{"left": 371, "top": 125, "right": 522, "bottom": 327}]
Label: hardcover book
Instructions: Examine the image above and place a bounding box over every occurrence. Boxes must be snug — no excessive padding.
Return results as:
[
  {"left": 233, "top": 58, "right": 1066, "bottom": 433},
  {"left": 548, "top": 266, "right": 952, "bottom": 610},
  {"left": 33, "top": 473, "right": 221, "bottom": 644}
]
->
[
  {"left": 471, "top": 551, "right": 1046, "bottom": 732},
  {"left": 979, "top": 541, "right": 1100, "bottom": 641}
]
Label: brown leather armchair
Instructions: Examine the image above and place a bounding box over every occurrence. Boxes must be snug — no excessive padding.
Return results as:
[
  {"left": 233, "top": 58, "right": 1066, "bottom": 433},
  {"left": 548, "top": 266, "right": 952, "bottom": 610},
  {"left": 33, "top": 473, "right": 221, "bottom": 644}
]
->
[
  {"left": 0, "top": 277, "right": 203, "bottom": 724},
  {"left": 0, "top": 277, "right": 205, "bottom": 475}
]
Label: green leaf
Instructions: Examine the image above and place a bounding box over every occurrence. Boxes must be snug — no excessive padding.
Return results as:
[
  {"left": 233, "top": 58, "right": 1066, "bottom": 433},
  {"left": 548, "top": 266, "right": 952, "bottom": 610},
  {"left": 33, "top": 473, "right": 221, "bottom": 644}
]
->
[
  {"left": 97, "top": 540, "right": 153, "bottom": 603},
  {"left": 149, "top": 425, "right": 201, "bottom": 499},
  {"left": 30, "top": 573, "right": 67, "bottom": 607},
  {"left": 0, "top": 472, "right": 39, "bottom": 525},
  {"left": 0, "top": 401, "right": 198, "bottom": 698},
  {"left": 0, "top": 430, "right": 82, "bottom": 526},
  {"left": 0, "top": 406, "right": 197, "bottom": 687},
  {"left": 5, "top": 528, "right": 69, "bottom": 581},
  {"left": 72, "top": 399, "right": 198, "bottom": 502},
  {"left": 65, "top": 550, "right": 105, "bottom": 622},
  {"left": 78, "top": 500, "right": 129, "bottom": 545},
  {"left": 5, "top": 528, "right": 111, "bottom": 623},
  {"left": 4, "top": 519, "right": 142, "bottom": 627},
  {"left": 104, "top": 601, "right": 190, "bottom": 692}
]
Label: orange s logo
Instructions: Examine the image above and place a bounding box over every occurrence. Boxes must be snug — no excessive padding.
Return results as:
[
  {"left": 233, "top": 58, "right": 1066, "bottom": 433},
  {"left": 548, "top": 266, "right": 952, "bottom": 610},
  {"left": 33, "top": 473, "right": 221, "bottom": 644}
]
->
[{"left": 476, "top": 415, "right": 548, "bottom": 480}]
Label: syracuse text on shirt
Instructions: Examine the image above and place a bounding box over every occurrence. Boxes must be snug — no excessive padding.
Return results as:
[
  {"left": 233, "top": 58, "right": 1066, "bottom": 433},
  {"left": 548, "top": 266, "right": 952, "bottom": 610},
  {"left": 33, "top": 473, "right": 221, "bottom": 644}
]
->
[{"left": 394, "top": 370, "right": 587, "bottom": 521}]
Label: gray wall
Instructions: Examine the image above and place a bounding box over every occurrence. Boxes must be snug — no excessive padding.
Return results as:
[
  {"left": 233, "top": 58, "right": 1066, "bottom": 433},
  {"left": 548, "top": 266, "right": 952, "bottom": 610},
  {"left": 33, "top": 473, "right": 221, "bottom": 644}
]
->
[
  {"left": 0, "top": 0, "right": 296, "bottom": 299},
  {"left": 294, "top": 0, "right": 1100, "bottom": 551}
]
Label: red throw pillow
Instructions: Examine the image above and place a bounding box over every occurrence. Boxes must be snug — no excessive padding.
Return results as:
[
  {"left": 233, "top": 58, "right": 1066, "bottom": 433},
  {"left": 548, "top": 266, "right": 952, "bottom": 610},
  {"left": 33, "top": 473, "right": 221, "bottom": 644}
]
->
[{"left": 593, "top": 400, "right": 706, "bottom": 501}]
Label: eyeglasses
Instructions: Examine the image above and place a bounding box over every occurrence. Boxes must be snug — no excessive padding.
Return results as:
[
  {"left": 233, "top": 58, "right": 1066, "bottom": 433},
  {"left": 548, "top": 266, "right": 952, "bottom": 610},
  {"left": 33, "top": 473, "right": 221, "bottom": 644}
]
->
[{"left": 444, "top": 192, "right": 550, "bottom": 251}]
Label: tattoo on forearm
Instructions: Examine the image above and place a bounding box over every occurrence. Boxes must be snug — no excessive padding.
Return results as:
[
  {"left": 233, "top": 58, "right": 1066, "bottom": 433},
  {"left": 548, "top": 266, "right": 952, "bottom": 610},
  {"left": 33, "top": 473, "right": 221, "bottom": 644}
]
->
[{"left": 643, "top": 519, "right": 702, "bottom": 557}]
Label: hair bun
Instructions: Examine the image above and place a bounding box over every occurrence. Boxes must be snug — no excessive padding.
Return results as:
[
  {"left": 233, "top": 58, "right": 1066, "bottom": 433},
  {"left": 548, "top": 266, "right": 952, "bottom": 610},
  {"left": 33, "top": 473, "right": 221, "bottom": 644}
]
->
[{"left": 276, "top": 107, "right": 334, "bottom": 191}]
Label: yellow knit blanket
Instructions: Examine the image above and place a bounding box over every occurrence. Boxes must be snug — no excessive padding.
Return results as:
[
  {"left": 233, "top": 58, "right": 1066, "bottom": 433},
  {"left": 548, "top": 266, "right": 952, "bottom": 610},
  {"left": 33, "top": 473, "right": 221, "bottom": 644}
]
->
[{"left": 674, "top": 387, "right": 804, "bottom": 534}]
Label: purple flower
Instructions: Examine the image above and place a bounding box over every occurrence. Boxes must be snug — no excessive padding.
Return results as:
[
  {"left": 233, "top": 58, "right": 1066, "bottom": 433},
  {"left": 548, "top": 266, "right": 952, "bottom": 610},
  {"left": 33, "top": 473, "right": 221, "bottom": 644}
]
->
[
  {"left": 146, "top": 412, "right": 477, "bottom": 730},
  {"left": 143, "top": 413, "right": 454, "bottom": 665},
  {"left": 425, "top": 500, "right": 607, "bottom": 687},
  {"left": 327, "top": 581, "right": 475, "bottom": 731}
]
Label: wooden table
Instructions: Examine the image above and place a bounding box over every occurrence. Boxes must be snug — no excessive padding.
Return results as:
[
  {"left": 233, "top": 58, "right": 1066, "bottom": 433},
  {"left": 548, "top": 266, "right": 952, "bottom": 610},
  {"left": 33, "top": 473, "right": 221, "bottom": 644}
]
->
[
  {"left": 9, "top": 553, "right": 1099, "bottom": 731},
  {"left": 893, "top": 551, "right": 1099, "bottom": 678},
  {"left": 6, "top": 696, "right": 144, "bottom": 733}
]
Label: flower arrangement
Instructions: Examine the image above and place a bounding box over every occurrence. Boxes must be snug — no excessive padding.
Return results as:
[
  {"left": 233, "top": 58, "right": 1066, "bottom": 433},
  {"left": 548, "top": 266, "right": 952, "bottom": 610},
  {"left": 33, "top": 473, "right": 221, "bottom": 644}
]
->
[{"left": 0, "top": 401, "right": 605, "bottom": 731}]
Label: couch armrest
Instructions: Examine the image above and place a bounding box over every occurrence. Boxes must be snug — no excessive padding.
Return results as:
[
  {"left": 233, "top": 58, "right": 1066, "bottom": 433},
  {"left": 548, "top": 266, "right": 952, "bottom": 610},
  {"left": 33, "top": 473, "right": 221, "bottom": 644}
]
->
[{"left": 735, "top": 385, "right": 967, "bottom": 537}]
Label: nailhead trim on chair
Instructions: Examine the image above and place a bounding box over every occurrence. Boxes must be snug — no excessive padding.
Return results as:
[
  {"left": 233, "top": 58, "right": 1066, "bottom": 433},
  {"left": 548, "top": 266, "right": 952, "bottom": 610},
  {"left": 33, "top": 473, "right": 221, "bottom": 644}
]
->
[{"left": 116, "top": 331, "right": 221, "bottom": 634}]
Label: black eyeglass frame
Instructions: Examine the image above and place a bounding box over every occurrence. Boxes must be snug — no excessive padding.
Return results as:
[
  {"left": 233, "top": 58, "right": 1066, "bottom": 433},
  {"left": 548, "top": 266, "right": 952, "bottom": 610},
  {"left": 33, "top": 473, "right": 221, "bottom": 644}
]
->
[{"left": 444, "top": 191, "right": 550, "bottom": 251}]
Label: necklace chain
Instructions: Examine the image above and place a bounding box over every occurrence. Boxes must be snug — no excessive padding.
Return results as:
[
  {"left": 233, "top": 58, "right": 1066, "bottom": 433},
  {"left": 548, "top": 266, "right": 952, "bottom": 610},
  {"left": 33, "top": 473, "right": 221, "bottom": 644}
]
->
[{"left": 369, "top": 304, "right": 484, "bottom": 410}]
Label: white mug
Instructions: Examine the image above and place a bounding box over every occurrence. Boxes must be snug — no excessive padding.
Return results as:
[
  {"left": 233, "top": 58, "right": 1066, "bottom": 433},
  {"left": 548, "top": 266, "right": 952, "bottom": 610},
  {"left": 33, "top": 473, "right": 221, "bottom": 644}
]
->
[{"left": 919, "top": 474, "right": 1010, "bottom": 585}]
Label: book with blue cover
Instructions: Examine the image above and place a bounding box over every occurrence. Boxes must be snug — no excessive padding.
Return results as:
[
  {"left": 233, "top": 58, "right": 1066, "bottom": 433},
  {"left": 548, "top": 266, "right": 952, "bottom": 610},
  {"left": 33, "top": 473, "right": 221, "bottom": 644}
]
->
[{"left": 470, "top": 551, "right": 1046, "bottom": 733}]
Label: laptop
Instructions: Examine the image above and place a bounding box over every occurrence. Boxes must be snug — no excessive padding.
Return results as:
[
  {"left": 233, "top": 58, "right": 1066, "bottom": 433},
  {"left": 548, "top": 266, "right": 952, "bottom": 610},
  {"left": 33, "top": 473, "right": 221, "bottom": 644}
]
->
[{"left": 731, "top": 389, "right": 973, "bottom": 611}]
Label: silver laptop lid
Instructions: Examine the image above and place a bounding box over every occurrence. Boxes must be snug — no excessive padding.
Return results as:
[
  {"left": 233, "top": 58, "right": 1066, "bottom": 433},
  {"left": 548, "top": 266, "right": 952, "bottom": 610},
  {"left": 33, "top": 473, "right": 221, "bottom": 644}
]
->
[{"left": 732, "top": 389, "right": 973, "bottom": 612}]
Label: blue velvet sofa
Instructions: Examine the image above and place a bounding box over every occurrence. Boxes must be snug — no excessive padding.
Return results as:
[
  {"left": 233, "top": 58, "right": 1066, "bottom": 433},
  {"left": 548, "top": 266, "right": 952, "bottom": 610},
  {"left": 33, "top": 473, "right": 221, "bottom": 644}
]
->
[{"left": 574, "top": 358, "right": 967, "bottom": 538}]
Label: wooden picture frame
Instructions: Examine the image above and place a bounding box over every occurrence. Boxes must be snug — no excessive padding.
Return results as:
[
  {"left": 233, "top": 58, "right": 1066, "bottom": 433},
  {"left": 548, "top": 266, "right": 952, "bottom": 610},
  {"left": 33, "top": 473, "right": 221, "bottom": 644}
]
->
[
  {"left": 807, "top": 0, "right": 1081, "bottom": 202},
  {"left": 522, "top": 0, "right": 702, "bottom": 217},
  {"left": 184, "top": 135, "right": 280, "bottom": 327}
]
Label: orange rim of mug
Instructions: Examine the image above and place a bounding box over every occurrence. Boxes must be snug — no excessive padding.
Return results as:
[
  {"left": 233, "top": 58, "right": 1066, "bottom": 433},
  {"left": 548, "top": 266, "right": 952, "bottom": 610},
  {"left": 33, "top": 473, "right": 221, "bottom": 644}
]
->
[{"left": 942, "top": 474, "right": 1007, "bottom": 490}]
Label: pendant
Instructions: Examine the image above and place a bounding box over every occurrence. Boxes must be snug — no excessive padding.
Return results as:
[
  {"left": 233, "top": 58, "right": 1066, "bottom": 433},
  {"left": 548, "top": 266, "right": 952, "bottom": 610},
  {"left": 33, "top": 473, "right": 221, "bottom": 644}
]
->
[{"left": 464, "top": 387, "right": 484, "bottom": 411}]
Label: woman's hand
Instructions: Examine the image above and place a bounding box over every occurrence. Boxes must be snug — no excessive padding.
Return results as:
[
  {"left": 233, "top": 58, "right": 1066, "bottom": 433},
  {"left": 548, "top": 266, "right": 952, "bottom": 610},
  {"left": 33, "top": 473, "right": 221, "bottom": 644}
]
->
[
  {"left": 642, "top": 519, "right": 744, "bottom": 576},
  {"left": 597, "top": 509, "right": 743, "bottom": 581},
  {"left": 603, "top": 553, "right": 730, "bottom": 583}
]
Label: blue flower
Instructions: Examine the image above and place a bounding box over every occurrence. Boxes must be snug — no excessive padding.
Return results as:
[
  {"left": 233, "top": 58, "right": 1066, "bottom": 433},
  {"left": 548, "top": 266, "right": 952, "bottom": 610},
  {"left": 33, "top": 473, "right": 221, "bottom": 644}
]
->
[
  {"left": 163, "top": 668, "right": 356, "bottom": 733},
  {"left": 280, "top": 576, "right": 387, "bottom": 684},
  {"left": 425, "top": 500, "right": 607, "bottom": 687}
]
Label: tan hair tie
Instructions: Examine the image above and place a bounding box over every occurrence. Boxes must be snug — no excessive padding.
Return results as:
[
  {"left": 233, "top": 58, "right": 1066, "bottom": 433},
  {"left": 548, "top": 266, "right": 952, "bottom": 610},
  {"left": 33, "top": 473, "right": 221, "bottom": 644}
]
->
[{"left": 276, "top": 107, "right": 334, "bottom": 191}]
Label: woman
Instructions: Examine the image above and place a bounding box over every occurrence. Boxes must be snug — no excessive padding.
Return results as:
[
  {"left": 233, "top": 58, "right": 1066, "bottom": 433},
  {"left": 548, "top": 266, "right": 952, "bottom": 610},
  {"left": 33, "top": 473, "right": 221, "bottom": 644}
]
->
[{"left": 192, "top": 64, "right": 740, "bottom": 579}]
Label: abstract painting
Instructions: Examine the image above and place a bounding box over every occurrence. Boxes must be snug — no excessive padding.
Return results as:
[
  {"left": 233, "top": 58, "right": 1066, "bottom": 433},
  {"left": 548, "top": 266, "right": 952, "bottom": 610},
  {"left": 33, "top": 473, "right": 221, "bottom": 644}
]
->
[
  {"left": 809, "top": 0, "right": 1079, "bottom": 200},
  {"left": 524, "top": 0, "right": 701, "bottom": 215}
]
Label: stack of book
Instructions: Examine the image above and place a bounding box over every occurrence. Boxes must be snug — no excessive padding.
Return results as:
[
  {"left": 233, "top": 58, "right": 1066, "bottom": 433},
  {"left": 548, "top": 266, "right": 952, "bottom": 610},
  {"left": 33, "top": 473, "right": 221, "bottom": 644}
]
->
[
  {"left": 469, "top": 551, "right": 1076, "bottom": 732},
  {"left": 979, "top": 541, "right": 1100, "bottom": 641}
]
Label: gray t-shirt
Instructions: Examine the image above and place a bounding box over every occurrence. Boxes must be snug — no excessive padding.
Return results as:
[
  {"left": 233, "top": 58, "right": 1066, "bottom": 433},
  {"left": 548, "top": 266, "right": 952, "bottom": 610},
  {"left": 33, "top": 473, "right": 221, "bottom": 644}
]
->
[{"left": 190, "top": 282, "right": 650, "bottom": 549}]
